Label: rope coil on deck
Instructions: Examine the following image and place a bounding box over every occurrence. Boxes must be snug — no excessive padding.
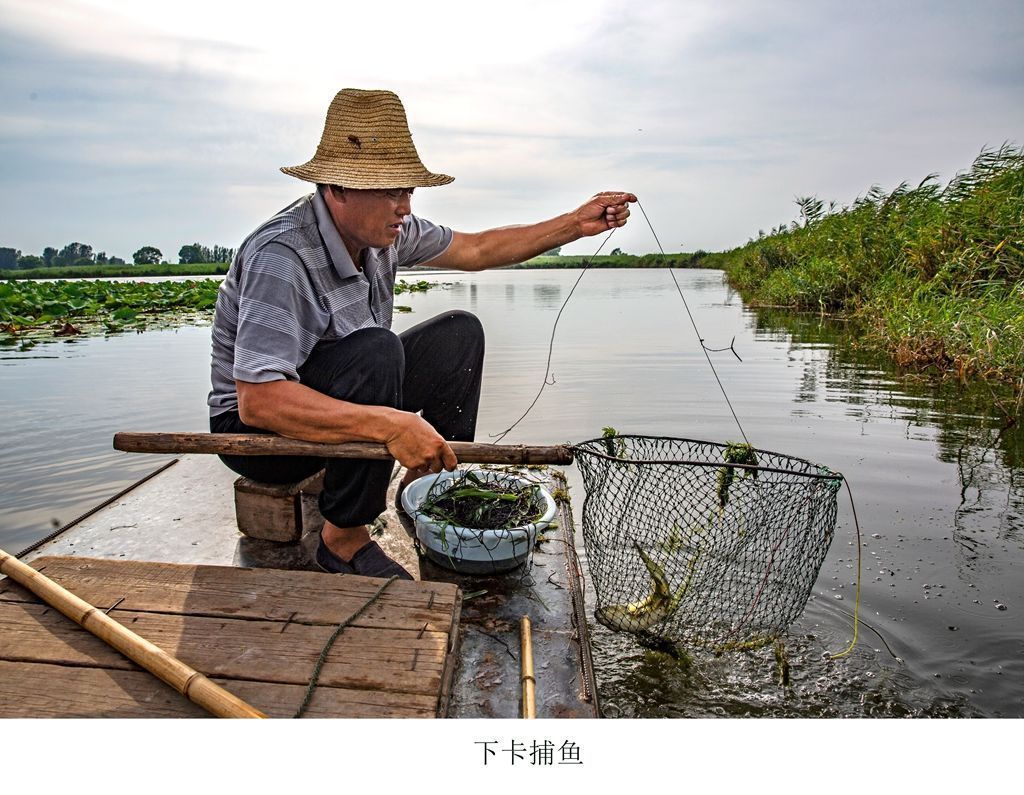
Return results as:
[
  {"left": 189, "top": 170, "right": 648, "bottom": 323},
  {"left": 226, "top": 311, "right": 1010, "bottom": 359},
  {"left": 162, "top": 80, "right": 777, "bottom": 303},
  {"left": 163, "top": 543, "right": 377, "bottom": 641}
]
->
[{"left": 294, "top": 574, "right": 399, "bottom": 718}]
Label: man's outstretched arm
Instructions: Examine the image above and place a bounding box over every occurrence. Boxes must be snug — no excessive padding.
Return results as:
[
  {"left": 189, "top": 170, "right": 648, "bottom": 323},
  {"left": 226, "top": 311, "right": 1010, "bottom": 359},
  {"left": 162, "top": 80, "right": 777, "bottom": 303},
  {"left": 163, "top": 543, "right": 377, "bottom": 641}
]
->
[{"left": 429, "top": 191, "right": 637, "bottom": 272}]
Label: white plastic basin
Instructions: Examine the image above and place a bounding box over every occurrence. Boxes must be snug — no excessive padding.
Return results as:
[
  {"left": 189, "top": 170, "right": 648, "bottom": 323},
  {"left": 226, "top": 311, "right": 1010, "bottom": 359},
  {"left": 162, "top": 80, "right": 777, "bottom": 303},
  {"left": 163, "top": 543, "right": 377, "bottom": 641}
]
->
[{"left": 400, "top": 469, "right": 557, "bottom": 574}]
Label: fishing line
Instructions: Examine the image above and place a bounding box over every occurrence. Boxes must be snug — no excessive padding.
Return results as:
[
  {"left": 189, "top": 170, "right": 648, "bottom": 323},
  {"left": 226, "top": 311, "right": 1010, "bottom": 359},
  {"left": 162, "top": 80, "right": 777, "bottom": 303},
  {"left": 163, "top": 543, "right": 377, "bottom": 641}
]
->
[
  {"left": 635, "top": 199, "right": 749, "bottom": 446},
  {"left": 491, "top": 200, "right": 749, "bottom": 445},
  {"left": 294, "top": 574, "right": 398, "bottom": 718},
  {"left": 489, "top": 227, "right": 619, "bottom": 443}
]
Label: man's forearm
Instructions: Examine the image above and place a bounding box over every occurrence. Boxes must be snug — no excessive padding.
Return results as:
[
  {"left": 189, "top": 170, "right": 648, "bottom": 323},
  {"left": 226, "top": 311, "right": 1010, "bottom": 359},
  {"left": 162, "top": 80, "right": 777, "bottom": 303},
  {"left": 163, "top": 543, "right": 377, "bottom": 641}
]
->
[
  {"left": 237, "top": 379, "right": 401, "bottom": 444},
  {"left": 477, "top": 212, "right": 581, "bottom": 268},
  {"left": 235, "top": 379, "right": 458, "bottom": 472},
  {"left": 439, "top": 212, "right": 582, "bottom": 271}
]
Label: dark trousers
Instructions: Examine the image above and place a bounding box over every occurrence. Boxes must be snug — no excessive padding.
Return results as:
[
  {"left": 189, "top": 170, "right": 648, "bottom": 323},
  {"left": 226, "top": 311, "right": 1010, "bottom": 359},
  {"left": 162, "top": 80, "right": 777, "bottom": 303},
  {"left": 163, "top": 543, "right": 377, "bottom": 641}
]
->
[{"left": 211, "top": 310, "right": 484, "bottom": 527}]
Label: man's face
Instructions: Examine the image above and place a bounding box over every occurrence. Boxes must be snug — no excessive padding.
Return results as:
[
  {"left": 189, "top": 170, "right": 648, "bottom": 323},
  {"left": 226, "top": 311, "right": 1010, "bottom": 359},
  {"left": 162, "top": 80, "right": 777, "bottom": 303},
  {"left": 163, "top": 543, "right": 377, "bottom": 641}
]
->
[{"left": 326, "top": 186, "right": 415, "bottom": 253}]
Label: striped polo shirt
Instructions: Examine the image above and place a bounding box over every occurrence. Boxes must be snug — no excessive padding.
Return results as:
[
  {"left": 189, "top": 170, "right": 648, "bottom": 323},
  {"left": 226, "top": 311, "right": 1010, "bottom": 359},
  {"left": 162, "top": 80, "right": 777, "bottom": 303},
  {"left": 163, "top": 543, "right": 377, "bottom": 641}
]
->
[{"left": 208, "top": 186, "right": 452, "bottom": 416}]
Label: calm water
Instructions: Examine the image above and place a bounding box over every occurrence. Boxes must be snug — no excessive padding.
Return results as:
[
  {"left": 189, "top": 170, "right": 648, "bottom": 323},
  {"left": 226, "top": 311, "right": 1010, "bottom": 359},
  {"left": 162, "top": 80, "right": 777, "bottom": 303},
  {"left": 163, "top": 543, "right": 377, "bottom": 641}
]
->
[{"left": 1, "top": 269, "right": 1021, "bottom": 717}]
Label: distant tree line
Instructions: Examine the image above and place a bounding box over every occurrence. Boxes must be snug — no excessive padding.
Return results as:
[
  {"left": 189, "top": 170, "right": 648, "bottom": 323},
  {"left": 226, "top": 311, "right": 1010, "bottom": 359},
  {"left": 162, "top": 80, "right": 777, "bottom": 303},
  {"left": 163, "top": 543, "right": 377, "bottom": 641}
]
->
[
  {"left": 0, "top": 241, "right": 236, "bottom": 270},
  {"left": 0, "top": 242, "right": 126, "bottom": 270},
  {"left": 178, "top": 243, "right": 235, "bottom": 264}
]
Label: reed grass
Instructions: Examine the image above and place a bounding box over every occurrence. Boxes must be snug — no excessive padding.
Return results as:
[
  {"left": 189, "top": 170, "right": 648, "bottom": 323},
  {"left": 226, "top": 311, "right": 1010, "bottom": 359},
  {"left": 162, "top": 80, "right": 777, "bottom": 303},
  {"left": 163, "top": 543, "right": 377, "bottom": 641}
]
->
[{"left": 703, "top": 144, "right": 1024, "bottom": 386}]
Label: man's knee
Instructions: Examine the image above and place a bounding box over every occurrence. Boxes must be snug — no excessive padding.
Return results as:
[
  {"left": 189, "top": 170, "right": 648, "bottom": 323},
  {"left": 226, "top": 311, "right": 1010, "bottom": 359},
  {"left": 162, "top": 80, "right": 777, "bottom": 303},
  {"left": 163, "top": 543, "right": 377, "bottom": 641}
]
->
[
  {"left": 300, "top": 327, "right": 405, "bottom": 404},
  {"left": 444, "top": 310, "right": 484, "bottom": 353},
  {"left": 351, "top": 326, "right": 406, "bottom": 364}
]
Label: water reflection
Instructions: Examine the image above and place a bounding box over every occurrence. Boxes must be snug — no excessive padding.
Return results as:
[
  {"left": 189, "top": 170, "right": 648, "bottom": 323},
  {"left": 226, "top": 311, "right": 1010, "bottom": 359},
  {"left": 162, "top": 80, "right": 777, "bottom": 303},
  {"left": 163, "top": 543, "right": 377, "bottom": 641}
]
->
[
  {"left": 1, "top": 268, "right": 1020, "bottom": 717},
  {"left": 532, "top": 282, "right": 562, "bottom": 307},
  {"left": 751, "top": 306, "right": 1024, "bottom": 565}
]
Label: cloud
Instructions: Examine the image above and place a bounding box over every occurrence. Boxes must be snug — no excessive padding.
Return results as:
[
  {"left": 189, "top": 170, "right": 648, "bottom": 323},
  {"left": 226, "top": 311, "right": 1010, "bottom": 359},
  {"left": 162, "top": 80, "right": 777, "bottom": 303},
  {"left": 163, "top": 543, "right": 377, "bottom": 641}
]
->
[
  {"left": 0, "top": 12, "right": 301, "bottom": 258},
  {"left": 0, "top": 0, "right": 1022, "bottom": 258}
]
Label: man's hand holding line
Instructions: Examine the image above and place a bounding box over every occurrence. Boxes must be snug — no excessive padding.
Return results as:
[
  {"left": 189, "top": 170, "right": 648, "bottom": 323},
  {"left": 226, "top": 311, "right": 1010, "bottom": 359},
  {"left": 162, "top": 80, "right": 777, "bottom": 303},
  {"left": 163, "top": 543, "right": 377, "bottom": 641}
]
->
[{"left": 574, "top": 191, "right": 638, "bottom": 237}]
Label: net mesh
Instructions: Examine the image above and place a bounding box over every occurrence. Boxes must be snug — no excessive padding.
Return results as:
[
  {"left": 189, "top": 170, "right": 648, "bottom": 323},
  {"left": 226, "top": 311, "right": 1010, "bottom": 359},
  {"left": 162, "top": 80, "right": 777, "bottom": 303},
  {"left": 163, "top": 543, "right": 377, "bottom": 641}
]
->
[{"left": 573, "top": 435, "right": 841, "bottom": 650}]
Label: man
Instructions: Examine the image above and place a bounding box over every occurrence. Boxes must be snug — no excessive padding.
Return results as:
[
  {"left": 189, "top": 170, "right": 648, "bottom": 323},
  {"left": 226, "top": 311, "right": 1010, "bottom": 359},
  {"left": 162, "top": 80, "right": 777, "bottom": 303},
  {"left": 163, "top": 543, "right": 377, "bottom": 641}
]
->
[{"left": 208, "top": 88, "right": 635, "bottom": 580}]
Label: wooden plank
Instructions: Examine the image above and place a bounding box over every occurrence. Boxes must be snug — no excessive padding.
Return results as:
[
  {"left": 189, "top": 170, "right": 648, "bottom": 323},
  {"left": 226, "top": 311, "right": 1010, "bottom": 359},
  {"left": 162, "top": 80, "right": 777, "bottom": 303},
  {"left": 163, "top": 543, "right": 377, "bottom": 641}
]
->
[
  {"left": 0, "top": 661, "right": 437, "bottom": 718},
  {"left": 0, "top": 601, "right": 448, "bottom": 695},
  {"left": 1, "top": 549, "right": 266, "bottom": 719},
  {"left": 437, "top": 592, "right": 463, "bottom": 718},
  {"left": 0, "top": 557, "right": 459, "bottom": 633}
]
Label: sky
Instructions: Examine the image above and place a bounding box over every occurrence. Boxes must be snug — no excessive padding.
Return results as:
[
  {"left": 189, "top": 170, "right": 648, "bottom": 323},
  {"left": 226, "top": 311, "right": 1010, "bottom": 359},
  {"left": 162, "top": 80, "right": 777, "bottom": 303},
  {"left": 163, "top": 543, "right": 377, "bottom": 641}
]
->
[{"left": 0, "top": 0, "right": 1022, "bottom": 261}]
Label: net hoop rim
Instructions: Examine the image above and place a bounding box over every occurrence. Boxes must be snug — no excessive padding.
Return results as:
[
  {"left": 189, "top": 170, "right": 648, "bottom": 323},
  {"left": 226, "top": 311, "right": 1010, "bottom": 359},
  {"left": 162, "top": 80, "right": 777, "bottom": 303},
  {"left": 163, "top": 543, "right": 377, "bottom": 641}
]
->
[{"left": 572, "top": 434, "right": 844, "bottom": 483}]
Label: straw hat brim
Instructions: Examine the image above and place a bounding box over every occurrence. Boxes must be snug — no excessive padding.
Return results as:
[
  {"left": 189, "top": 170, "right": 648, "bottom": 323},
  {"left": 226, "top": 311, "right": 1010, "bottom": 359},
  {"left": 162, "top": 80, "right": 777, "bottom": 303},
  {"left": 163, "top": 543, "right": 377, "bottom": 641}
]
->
[{"left": 280, "top": 161, "right": 453, "bottom": 189}]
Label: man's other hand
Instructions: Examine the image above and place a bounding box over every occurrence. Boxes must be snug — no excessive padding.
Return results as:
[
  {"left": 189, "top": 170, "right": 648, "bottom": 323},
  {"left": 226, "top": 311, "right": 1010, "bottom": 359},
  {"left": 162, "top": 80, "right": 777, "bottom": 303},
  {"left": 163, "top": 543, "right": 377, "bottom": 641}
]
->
[{"left": 385, "top": 411, "right": 458, "bottom": 473}]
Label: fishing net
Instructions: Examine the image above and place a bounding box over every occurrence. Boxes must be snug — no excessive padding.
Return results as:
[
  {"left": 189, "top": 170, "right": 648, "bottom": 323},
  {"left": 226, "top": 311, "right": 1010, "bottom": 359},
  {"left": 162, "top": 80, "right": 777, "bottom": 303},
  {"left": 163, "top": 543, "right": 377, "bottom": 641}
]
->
[{"left": 573, "top": 434, "right": 842, "bottom": 650}]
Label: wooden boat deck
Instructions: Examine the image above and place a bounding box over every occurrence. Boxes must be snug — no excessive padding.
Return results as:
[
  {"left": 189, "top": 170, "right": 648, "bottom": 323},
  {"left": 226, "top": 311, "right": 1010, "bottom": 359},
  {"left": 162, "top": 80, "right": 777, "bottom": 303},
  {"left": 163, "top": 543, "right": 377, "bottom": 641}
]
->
[
  {"left": 0, "top": 557, "right": 459, "bottom": 718},
  {"left": 4, "top": 454, "right": 598, "bottom": 718}
]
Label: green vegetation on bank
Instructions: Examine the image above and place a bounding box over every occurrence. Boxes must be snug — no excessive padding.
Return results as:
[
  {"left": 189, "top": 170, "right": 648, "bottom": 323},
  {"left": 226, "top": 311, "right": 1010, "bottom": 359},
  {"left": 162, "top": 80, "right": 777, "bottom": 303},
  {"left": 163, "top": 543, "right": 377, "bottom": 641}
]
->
[
  {"left": 5, "top": 253, "right": 711, "bottom": 279},
  {"left": 514, "top": 252, "right": 707, "bottom": 269},
  {"left": 702, "top": 144, "right": 1024, "bottom": 387},
  {"left": 0, "top": 278, "right": 436, "bottom": 347},
  {"left": 10, "top": 262, "right": 231, "bottom": 280}
]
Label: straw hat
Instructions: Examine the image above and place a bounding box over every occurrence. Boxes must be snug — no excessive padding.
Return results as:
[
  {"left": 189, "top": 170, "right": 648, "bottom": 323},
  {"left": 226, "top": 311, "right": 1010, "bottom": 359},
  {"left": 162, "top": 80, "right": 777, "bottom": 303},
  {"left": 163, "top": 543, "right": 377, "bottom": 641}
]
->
[{"left": 280, "top": 89, "right": 453, "bottom": 189}]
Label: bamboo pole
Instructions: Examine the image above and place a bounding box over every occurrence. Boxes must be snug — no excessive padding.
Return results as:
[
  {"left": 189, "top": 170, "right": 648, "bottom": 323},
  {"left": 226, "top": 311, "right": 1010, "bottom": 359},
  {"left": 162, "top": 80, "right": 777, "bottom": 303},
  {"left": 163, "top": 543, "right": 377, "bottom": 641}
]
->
[
  {"left": 113, "top": 432, "right": 574, "bottom": 465},
  {"left": 0, "top": 548, "right": 266, "bottom": 719},
  {"left": 520, "top": 615, "right": 536, "bottom": 719}
]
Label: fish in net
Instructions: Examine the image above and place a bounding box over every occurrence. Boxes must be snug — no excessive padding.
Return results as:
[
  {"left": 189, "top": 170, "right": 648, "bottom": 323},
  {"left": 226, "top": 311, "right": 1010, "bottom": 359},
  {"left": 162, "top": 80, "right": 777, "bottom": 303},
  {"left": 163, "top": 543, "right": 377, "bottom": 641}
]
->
[{"left": 573, "top": 434, "right": 842, "bottom": 650}]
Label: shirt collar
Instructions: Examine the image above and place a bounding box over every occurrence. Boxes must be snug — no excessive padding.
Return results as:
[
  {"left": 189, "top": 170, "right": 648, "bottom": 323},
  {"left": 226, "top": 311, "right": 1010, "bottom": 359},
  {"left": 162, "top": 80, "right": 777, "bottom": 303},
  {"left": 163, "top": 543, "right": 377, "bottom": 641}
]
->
[{"left": 312, "top": 185, "right": 361, "bottom": 279}]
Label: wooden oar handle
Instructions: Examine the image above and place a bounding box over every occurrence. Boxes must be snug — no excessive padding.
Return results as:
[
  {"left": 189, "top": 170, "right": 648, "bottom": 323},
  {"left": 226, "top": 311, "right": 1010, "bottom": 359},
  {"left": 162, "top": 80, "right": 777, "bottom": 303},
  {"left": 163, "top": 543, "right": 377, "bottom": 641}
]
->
[{"left": 114, "top": 432, "right": 574, "bottom": 465}]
